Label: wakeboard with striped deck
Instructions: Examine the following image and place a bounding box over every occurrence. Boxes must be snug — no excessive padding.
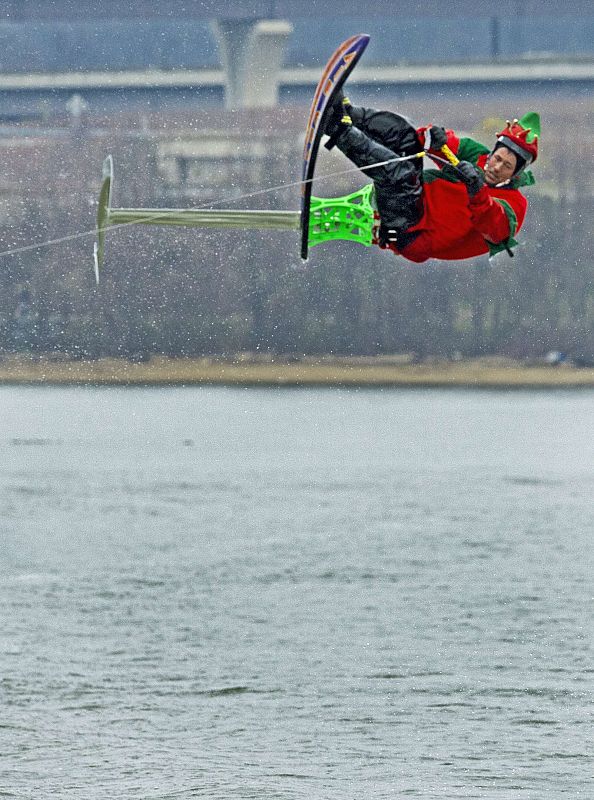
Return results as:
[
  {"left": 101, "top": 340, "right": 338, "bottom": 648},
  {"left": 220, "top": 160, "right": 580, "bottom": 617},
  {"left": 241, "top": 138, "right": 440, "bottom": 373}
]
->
[{"left": 300, "top": 33, "right": 370, "bottom": 260}]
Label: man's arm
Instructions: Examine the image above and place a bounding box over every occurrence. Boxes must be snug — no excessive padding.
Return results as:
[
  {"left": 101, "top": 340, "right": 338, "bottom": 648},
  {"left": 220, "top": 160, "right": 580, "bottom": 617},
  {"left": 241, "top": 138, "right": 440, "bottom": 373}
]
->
[
  {"left": 416, "top": 125, "right": 460, "bottom": 157},
  {"left": 457, "top": 161, "right": 526, "bottom": 247},
  {"left": 417, "top": 128, "right": 491, "bottom": 166},
  {"left": 468, "top": 190, "right": 515, "bottom": 245}
]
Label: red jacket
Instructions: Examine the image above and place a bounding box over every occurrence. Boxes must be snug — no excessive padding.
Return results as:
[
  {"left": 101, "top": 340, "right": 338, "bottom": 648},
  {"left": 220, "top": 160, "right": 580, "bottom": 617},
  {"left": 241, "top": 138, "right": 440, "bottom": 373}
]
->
[{"left": 386, "top": 129, "right": 533, "bottom": 263}]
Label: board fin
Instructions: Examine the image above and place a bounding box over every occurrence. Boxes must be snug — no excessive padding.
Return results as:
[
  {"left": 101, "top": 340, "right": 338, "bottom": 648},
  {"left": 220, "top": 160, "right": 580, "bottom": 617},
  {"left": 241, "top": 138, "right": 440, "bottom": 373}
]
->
[{"left": 93, "top": 155, "right": 113, "bottom": 284}]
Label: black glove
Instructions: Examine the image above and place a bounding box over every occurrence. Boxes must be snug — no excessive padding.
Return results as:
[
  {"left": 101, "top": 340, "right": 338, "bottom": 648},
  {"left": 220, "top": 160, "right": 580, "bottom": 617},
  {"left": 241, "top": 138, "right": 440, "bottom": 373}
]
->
[
  {"left": 456, "top": 160, "right": 485, "bottom": 198},
  {"left": 428, "top": 125, "right": 448, "bottom": 150}
]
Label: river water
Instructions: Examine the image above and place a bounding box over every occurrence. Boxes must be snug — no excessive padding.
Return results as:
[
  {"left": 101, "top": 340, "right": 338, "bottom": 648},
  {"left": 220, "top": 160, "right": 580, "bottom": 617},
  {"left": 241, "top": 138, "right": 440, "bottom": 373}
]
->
[{"left": 1, "top": 385, "right": 592, "bottom": 799}]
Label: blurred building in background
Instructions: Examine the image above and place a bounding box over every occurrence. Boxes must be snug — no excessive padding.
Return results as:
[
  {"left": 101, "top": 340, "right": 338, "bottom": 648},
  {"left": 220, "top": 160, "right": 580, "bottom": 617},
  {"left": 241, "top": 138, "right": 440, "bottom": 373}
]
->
[{"left": 0, "top": 2, "right": 592, "bottom": 116}]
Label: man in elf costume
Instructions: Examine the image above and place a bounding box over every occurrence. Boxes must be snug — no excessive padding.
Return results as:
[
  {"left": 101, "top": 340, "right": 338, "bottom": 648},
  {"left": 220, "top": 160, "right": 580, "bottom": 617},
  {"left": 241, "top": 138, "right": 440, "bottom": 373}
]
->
[{"left": 324, "top": 96, "right": 539, "bottom": 263}]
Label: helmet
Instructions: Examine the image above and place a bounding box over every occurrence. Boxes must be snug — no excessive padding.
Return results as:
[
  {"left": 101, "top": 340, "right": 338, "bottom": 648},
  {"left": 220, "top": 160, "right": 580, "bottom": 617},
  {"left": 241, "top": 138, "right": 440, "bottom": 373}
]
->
[{"left": 494, "top": 112, "right": 540, "bottom": 174}]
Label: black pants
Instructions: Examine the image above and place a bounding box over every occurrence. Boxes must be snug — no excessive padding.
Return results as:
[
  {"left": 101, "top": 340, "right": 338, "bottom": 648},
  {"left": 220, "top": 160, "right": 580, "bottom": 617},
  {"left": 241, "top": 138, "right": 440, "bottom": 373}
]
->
[{"left": 336, "top": 107, "right": 424, "bottom": 235}]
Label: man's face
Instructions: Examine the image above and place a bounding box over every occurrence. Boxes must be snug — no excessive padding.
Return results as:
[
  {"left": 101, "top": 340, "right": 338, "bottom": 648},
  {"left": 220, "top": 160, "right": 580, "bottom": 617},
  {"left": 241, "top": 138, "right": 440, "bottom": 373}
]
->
[{"left": 484, "top": 146, "right": 518, "bottom": 186}]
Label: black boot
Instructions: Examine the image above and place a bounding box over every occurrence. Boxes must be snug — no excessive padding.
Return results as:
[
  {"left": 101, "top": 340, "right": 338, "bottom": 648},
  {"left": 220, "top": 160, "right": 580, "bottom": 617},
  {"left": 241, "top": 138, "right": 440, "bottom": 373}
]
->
[
  {"left": 333, "top": 88, "right": 353, "bottom": 117},
  {"left": 323, "top": 91, "right": 353, "bottom": 138}
]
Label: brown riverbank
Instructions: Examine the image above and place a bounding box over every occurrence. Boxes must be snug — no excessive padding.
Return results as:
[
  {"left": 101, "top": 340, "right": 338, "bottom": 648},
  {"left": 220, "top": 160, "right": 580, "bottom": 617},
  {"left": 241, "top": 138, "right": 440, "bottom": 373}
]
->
[{"left": 0, "top": 355, "right": 593, "bottom": 388}]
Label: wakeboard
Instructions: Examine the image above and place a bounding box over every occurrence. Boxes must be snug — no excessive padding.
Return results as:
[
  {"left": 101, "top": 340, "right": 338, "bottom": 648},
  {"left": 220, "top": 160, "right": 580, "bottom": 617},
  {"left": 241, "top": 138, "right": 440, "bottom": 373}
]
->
[{"left": 300, "top": 33, "right": 370, "bottom": 260}]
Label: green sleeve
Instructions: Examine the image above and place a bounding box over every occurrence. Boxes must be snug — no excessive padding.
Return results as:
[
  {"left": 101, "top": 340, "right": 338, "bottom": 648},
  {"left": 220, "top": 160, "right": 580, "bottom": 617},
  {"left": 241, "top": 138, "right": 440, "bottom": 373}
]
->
[
  {"left": 457, "top": 137, "right": 490, "bottom": 166},
  {"left": 487, "top": 198, "right": 519, "bottom": 258}
]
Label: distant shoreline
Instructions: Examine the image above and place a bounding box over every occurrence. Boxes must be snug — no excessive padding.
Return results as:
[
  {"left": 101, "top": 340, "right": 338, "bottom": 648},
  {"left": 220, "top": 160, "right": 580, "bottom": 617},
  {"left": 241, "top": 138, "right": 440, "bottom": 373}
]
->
[{"left": 1, "top": 355, "right": 593, "bottom": 388}]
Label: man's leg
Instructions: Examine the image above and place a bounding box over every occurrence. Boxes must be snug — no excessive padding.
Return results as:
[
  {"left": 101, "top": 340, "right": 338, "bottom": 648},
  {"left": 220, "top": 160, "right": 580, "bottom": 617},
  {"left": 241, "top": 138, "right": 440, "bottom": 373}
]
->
[
  {"left": 348, "top": 105, "right": 422, "bottom": 158},
  {"left": 333, "top": 125, "right": 423, "bottom": 235}
]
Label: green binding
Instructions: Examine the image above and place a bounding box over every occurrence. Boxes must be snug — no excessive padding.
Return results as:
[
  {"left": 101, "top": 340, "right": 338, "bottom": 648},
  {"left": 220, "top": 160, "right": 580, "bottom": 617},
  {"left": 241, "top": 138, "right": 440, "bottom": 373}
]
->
[{"left": 308, "top": 184, "right": 375, "bottom": 249}]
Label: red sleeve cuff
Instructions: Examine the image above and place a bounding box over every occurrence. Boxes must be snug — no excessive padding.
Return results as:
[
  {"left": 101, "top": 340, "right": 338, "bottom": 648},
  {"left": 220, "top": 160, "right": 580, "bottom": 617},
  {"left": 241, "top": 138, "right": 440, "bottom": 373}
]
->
[{"left": 416, "top": 126, "right": 460, "bottom": 156}]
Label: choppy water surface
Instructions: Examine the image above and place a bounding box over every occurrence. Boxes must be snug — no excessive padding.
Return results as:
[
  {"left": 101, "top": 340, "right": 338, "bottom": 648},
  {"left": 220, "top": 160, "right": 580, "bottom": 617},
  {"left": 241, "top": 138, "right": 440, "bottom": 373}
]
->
[{"left": 1, "top": 386, "right": 592, "bottom": 799}]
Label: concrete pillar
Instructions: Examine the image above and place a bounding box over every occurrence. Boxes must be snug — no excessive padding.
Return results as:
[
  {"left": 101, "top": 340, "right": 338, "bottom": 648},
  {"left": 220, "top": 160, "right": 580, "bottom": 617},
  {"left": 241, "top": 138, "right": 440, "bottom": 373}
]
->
[{"left": 212, "top": 19, "right": 293, "bottom": 109}]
